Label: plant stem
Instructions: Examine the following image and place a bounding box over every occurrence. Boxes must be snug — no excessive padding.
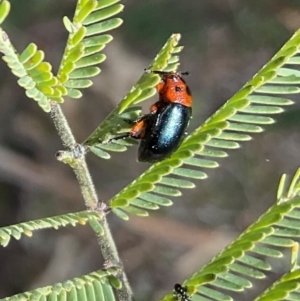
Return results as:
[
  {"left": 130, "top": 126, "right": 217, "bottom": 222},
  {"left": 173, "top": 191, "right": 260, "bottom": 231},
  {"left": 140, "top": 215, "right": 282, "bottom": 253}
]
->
[{"left": 50, "top": 103, "right": 133, "bottom": 301}]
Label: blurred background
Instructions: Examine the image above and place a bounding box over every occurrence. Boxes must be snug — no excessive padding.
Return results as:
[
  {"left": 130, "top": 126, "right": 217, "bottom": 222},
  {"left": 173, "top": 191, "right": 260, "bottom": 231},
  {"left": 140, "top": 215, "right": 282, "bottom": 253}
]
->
[{"left": 1, "top": 0, "right": 300, "bottom": 300}]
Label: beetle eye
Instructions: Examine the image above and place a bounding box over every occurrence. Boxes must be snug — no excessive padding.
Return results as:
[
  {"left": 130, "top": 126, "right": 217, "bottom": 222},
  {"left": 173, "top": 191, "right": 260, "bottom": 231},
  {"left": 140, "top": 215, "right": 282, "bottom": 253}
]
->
[{"left": 175, "top": 86, "right": 182, "bottom": 92}]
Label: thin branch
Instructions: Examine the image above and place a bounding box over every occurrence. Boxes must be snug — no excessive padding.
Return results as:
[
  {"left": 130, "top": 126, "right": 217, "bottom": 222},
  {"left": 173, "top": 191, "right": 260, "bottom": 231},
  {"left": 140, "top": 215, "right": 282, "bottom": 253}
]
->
[{"left": 50, "top": 103, "right": 133, "bottom": 301}]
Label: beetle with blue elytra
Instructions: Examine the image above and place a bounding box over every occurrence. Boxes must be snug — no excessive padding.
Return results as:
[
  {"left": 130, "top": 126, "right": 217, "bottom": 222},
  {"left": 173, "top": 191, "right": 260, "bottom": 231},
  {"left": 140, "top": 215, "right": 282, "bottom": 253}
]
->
[{"left": 109, "top": 70, "right": 192, "bottom": 163}]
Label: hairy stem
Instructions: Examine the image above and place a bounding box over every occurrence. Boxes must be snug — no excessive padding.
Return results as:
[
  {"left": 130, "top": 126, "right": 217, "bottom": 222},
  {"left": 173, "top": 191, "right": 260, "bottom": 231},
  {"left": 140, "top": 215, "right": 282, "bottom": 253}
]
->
[{"left": 50, "top": 103, "right": 133, "bottom": 301}]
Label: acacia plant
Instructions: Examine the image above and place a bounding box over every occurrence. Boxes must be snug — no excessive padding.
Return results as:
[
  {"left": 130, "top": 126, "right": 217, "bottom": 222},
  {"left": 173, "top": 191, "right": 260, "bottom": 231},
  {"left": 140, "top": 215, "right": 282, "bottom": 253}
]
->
[{"left": 2, "top": 1, "right": 300, "bottom": 301}]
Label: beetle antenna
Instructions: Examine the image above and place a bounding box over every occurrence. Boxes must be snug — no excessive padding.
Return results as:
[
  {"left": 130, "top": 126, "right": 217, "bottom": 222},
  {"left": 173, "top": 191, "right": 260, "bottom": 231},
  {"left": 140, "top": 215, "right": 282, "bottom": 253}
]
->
[
  {"left": 180, "top": 71, "right": 189, "bottom": 76},
  {"left": 144, "top": 69, "right": 169, "bottom": 75},
  {"left": 144, "top": 69, "right": 190, "bottom": 76}
]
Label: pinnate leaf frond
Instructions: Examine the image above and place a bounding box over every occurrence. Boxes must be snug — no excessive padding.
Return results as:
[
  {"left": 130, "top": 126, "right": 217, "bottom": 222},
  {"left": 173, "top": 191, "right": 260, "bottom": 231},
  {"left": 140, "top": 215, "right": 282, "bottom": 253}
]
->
[
  {"left": 0, "top": 1, "right": 67, "bottom": 111},
  {"left": 1, "top": 267, "right": 121, "bottom": 301},
  {"left": 0, "top": 33, "right": 59, "bottom": 112},
  {"left": 109, "top": 29, "right": 300, "bottom": 219},
  {"left": 159, "top": 169, "right": 300, "bottom": 301},
  {"left": 0, "top": 211, "right": 102, "bottom": 247},
  {"left": 0, "top": 0, "right": 123, "bottom": 112},
  {"left": 58, "top": 0, "right": 123, "bottom": 99},
  {"left": 253, "top": 269, "right": 300, "bottom": 301}
]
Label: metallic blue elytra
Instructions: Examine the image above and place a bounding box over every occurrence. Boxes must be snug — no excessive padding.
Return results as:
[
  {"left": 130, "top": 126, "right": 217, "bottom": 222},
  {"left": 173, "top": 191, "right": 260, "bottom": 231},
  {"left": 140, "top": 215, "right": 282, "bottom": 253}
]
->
[{"left": 138, "top": 102, "right": 192, "bottom": 163}]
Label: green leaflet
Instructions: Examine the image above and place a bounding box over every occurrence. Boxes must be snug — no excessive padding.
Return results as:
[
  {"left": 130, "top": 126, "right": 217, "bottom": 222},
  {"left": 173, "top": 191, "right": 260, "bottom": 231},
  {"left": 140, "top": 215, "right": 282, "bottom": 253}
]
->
[
  {"left": 83, "top": 4, "right": 124, "bottom": 25},
  {"left": 0, "top": 0, "right": 10, "bottom": 24},
  {"left": 111, "top": 208, "right": 129, "bottom": 220},
  {"left": 19, "top": 43, "right": 37, "bottom": 63},
  {"left": 75, "top": 0, "right": 98, "bottom": 24},
  {"left": 96, "top": 0, "right": 121, "bottom": 10},
  {"left": 85, "top": 18, "right": 123, "bottom": 36},
  {"left": 229, "top": 263, "right": 265, "bottom": 279}
]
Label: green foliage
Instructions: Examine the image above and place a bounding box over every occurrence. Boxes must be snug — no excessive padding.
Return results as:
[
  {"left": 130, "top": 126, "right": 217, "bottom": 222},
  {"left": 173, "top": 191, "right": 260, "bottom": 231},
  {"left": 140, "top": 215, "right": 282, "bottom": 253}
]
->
[
  {"left": 253, "top": 269, "right": 300, "bottom": 301},
  {"left": 58, "top": 0, "right": 123, "bottom": 99},
  {"left": 18, "top": 43, "right": 67, "bottom": 107},
  {"left": 0, "top": 33, "right": 56, "bottom": 111},
  {"left": 2, "top": 0, "right": 300, "bottom": 300},
  {"left": 0, "top": 211, "right": 102, "bottom": 247},
  {"left": 160, "top": 169, "right": 300, "bottom": 301},
  {"left": 0, "top": 268, "right": 120, "bottom": 301},
  {"left": 0, "top": 0, "right": 123, "bottom": 112},
  {"left": 108, "top": 29, "right": 300, "bottom": 219}
]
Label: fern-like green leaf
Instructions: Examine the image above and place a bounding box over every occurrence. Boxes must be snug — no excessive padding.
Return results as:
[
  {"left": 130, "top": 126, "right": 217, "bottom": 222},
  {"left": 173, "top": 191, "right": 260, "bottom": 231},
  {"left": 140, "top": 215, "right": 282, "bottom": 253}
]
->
[
  {"left": 0, "top": 1, "right": 77, "bottom": 111},
  {"left": 57, "top": 0, "right": 123, "bottom": 99},
  {"left": 0, "top": 211, "right": 102, "bottom": 247},
  {"left": 107, "top": 29, "right": 300, "bottom": 218},
  {"left": 1, "top": 267, "right": 121, "bottom": 301},
  {"left": 158, "top": 169, "right": 300, "bottom": 301},
  {"left": 84, "top": 33, "right": 183, "bottom": 159}
]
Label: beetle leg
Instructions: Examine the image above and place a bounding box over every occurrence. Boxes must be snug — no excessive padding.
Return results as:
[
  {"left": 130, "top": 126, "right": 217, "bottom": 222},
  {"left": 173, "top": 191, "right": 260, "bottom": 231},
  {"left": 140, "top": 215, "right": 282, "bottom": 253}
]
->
[
  {"left": 133, "top": 101, "right": 160, "bottom": 123},
  {"left": 149, "top": 102, "right": 158, "bottom": 114},
  {"left": 134, "top": 113, "right": 152, "bottom": 124},
  {"left": 123, "top": 112, "right": 151, "bottom": 125},
  {"left": 146, "top": 69, "right": 189, "bottom": 77},
  {"left": 106, "top": 133, "right": 131, "bottom": 143},
  {"left": 129, "top": 119, "right": 146, "bottom": 139},
  {"left": 107, "top": 119, "right": 147, "bottom": 143}
]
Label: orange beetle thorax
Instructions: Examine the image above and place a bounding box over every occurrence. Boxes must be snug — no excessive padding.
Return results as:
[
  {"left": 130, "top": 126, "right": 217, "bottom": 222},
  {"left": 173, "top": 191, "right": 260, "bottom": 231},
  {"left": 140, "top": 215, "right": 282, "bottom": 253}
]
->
[{"left": 157, "top": 72, "right": 192, "bottom": 107}]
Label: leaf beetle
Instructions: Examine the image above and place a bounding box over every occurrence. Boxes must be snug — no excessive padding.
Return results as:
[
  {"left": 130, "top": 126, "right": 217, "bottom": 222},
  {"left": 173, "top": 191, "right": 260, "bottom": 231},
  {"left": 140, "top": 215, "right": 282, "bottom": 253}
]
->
[{"left": 109, "top": 70, "right": 192, "bottom": 163}]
